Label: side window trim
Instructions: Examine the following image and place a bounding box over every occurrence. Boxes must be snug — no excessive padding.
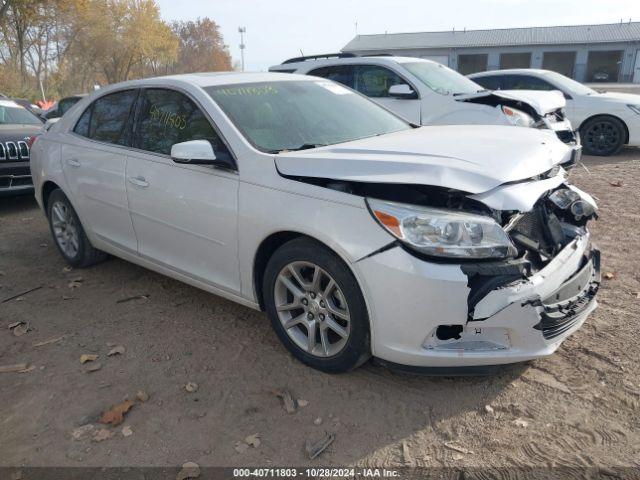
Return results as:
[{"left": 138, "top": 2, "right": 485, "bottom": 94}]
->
[{"left": 132, "top": 86, "right": 238, "bottom": 171}]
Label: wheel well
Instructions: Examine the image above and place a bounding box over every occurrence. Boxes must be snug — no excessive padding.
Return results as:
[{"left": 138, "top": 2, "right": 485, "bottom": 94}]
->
[
  {"left": 253, "top": 231, "right": 305, "bottom": 310},
  {"left": 579, "top": 114, "right": 629, "bottom": 145},
  {"left": 41, "top": 181, "right": 61, "bottom": 212}
]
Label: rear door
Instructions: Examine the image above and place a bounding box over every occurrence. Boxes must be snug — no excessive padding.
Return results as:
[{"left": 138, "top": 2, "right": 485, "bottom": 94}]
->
[
  {"left": 61, "top": 89, "right": 138, "bottom": 252},
  {"left": 125, "top": 87, "right": 241, "bottom": 293}
]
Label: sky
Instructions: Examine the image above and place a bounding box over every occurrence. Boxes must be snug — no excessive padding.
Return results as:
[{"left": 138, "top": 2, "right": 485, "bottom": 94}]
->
[{"left": 156, "top": 0, "right": 640, "bottom": 72}]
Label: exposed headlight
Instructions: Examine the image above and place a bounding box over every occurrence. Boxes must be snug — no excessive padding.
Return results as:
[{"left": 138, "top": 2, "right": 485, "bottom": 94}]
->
[
  {"left": 366, "top": 198, "right": 516, "bottom": 259},
  {"left": 627, "top": 104, "right": 640, "bottom": 115},
  {"left": 502, "top": 106, "right": 535, "bottom": 127}
]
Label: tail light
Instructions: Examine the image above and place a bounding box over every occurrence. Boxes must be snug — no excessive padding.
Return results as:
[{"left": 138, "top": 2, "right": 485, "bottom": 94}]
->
[{"left": 26, "top": 135, "right": 38, "bottom": 148}]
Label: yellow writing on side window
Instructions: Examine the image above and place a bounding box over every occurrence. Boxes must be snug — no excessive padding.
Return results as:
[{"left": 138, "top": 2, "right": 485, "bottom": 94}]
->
[{"left": 149, "top": 104, "right": 187, "bottom": 130}]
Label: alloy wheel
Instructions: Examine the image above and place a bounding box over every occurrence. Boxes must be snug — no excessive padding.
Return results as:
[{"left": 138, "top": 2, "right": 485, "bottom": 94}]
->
[
  {"left": 274, "top": 261, "right": 351, "bottom": 357},
  {"left": 51, "top": 201, "right": 79, "bottom": 258},
  {"left": 584, "top": 121, "right": 620, "bottom": 155}
]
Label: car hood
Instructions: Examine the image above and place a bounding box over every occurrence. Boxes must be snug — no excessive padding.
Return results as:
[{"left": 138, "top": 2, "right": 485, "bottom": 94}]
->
[
  {"left": 275, "top": 125, "right": 572, "bottom": 195},
  {"left": 0, "top": 123, "right": 42, "bottom": 141},
  {"left": 455, "top": 89, "right": 565, "bottom": 115},
  {"left": 587, "top": 91, "right": 640, "bottom": 105}
]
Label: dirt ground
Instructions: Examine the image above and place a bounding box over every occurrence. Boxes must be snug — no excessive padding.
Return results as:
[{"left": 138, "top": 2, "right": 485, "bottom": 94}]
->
[{"left": 1, "top": 149, "right": 639, "bottom": 470}]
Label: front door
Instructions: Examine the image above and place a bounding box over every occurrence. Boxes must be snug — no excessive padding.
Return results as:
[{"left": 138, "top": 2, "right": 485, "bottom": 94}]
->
[
  {"left": 124, "top": 88, "right": 241, "bottom": 294},
  {"left": 61, "top": 89, "right": 138, "bottom": 252}
]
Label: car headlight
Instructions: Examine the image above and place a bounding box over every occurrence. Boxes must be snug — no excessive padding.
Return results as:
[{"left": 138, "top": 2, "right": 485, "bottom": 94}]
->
[
  {"left": 366, "top": 198, "right": 516, "bottom": 259},
  {"left": 502, "top": 106, "right": 535, "bottom": 127},
  {"left": 627, "top": 104, "right": 640, "bottom": 115}
]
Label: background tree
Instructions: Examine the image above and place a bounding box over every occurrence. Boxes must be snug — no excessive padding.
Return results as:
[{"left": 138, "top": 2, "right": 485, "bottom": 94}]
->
[{"left": 0, "top": 0, "right": 234, "bottom": 102}]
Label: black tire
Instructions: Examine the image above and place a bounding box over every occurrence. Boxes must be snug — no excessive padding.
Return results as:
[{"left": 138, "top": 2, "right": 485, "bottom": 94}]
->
[
  {"left": 580, "top": 116, "right": 626, "bottom": 156},
  {"left": 263, "top": 237, "right": 371, "bottom": 373},
  {"left": 47, "top": 189, "right": 108, "bottom": 268}
]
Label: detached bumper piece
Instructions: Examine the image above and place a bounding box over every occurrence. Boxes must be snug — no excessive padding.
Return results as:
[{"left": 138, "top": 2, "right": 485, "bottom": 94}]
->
[{"left": 535, "top": 249, "right": 600, "bottom": 339}]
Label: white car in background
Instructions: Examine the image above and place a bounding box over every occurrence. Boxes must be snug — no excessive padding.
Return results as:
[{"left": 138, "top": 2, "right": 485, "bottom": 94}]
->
[
  {"left": 270, "top": 54, "right": 580, "bottom": 152},
  {"left": 469, "top": 69, "right": 640, "bottom": 156},
  {"left": 31, "top": 72, "right": 599, "bottom": 373}
]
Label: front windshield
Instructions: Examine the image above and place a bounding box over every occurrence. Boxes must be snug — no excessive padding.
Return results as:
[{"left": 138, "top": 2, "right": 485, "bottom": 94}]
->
[
  {"left": 544, "top": 71, "right": 596, "bottom": 96},
  {"left": 205, "top": 80, "right": 410, "bottom": 153},
  {"left": 0, "top": 104, "right": 41, "bottom": 125},
  {"left": 402, "top": 61, "right": 481, "bottom": 96}
]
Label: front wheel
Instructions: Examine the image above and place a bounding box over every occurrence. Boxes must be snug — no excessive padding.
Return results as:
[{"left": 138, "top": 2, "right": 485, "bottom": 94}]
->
[
  {"left": 580, "top": 116, "right": 625, "bottom": 156},
  {"left": 263, "top": 238, "right": 370, "bottom": 373},
  {"left": 47, "top": 189, "right": 107, "bottom": 268}
]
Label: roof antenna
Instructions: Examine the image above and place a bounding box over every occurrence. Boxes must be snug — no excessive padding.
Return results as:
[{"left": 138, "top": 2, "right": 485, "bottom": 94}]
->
[
  {"left": 453, "top": 26, "right": 455, "bottom": 32},
  {"left": 464, "top": 27, "right": 466, "bottom": 33},
  {"left": 299, "top": 49, "right": 304, "bottom": 57}
]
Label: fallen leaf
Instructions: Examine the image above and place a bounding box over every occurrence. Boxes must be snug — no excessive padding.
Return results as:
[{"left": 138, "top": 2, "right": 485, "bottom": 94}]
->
[
  {"left": 121, "top": 425, "right": 133, "bottom": 437},
  {"left": 68, "top": 278, "right": 83, "bottom": 289},
  {"left": 8, "top": 321, "right": 23, "bottom": 329},
  {"left": 452, "top": 452, "right": 464, "bottom": 461},
  {"left": 136, "top": 390, "right": 149, "bottom": 402},
  {"left": 80, "top": 354, "right": 98, "bottom": 364},
  {"left": 484, "top": 405, "right": 495, "bottom": 414},
  {"left": 71, "top": 424, "right": 94, "bottom": 440},
  {"left": 176, "top": 463, "right": 199, "bottom": 480},
  {"left": 305, "top": 431, "right": 335, "bottom": 460},
  {"left": 314, "top": 417, "right": 322, "bottom": 426},
  {"left": 32, "top": 336, "right": 64, "bottom": 347},
  {"left": 62, "top": 266, "right": 73, "bottom": 273},
  {"left": 17, "top": 365, "right": 36, "bottom": 373},
  {"left": 176, "top": 461, "right": 200, "bottom": 480},
  {"left": 99, "top": 400, "right": 134, "bottom": 426},
  {"left": 0, "top": 363, "right": 29, "bottom": 373},
  {"left": 245, "top": 433, "right": 261, "bottom": 448},
  {"left": 444, "top": 441, "right": 474, "bottom": 454},
  {"left": 402, "top": 440, "right": 413, "bottom": 466},
  {"left": 272, "top": 388, "right": 297, "bottom": 413},
  {"left": 603, "top": 272, "right": 616, "bottom": 280},
  {"left": 116, "top": 295, "right": 149, "bottom": 304},
  {"left": 12, "top": 324, "right": 29, "bottom": 337},
  {"left": 92, "top": 428, "right": 114, "bottom": 442},
  {"left": 609, "top": 180, "right": 624, "bottom": 187},
  {"left": 84, "top": 362, "right": 102, "bottom": 373},
  {"left": 107, "top": 345, "right": 125, "bottom": 356},
  {"left": 297, "top": 399, "right": 309, "bottom": 408},
  {"left": 185, "top": 382, "right": 199, "bottom": 393}
]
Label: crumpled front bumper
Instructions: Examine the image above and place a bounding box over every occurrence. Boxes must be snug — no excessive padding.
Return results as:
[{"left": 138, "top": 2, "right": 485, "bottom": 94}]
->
[{"left": 356, "top": 231, "right": 599, "bottom": 368}]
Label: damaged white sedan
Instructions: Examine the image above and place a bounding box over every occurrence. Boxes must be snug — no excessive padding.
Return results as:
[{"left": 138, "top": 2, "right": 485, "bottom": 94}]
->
[{"left": 30, "top": 72, "right": 600, "bottom": 373}]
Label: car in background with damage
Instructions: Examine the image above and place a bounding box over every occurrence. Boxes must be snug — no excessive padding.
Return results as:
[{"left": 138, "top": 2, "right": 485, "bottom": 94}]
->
[
  {"left": 269, "top": 54, "right": 581, "bottom": 162},
  {"left": 0, "top": 99, "right": 42, "bottom": 197},
  {"left": 469, "top": 68, "right": 640, "bottom": 156},
  {"left": 40, "top": 94, "right": 87, "bottom": 121},
  {"left": 31, "top": 72, "right": 599, "bottom": 373}
]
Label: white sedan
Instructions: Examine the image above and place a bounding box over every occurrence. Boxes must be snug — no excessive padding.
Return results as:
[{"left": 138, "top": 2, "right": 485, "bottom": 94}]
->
[
  {"left": 30, "top": 72, "right": 600, "bottom": 372},
  {"left": 470, "top": 69, "right": 640, "bottom": 156}
]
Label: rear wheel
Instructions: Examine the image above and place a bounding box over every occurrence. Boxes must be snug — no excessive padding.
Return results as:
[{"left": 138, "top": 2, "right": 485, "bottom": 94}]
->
[
  {"left": 263, "top": 238, "right": 370, "bottom": 373},
  {"left": 47, "top": 189, "right": 107, "bottom": 268},
  {"left": 580, "top": 116, "right": 625, "bottom": 156}
]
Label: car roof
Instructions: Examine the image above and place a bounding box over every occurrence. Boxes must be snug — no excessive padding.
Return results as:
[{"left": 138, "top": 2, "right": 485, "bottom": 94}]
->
[
  {"left": 102, "top": 71, "right": 315, "bottom": 92},
  {"left": 469, "top": 69, "right": 551, "bottom": 77},
  {"left": 270, "top": 56, "right": 435, "bottom": 71}
]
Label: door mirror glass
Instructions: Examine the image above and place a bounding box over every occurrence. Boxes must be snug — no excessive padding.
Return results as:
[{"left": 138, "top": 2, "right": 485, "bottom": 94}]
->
[
  {"left": 171, "top": 140, "right": 218, "bottom": 164},
  {"left": 388, "top": 84, "right": 417, "bottom": 99}
]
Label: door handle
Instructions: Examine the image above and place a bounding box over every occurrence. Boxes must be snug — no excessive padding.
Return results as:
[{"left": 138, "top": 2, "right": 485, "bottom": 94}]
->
[
  {"left": 66, "top": 158, "right": 81, "bottom": 168},
  {"left": 128, "top": 175, "right": 149, "bottom": 188}
]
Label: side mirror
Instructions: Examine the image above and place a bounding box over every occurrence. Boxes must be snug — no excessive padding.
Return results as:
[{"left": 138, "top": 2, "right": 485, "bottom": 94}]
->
[
  {"left": 171, "top": 139, "right": 232, "bottom": 168},
  {"left": 388, "top": 84, "right": 417, "bottom": 99}
]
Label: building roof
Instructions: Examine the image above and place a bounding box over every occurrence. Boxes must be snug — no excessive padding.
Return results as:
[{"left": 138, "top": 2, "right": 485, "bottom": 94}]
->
[{"left": 342, "top": 21, "right": 640, "bottom": 52}]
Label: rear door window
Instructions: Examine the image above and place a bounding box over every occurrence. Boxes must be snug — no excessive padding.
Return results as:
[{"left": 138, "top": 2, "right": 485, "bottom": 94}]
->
[
  {"left": 307, "top": 65, "right": 356, "bottom": 89},
  {"left": 74, "top": 90, "right": 137, "bottom": 146},
  {"left": 472, "top": 75, "right": 505, "bottom": 90}
]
